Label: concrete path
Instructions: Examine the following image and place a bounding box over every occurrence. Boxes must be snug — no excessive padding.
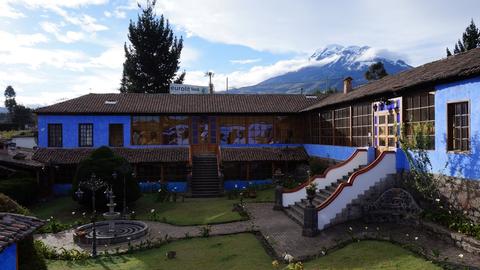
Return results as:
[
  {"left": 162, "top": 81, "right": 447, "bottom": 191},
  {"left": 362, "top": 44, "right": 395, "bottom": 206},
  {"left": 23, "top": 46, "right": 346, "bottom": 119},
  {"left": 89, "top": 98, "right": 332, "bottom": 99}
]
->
[{"left": 36, "top": 203, "right": 480, "bottom": 268}]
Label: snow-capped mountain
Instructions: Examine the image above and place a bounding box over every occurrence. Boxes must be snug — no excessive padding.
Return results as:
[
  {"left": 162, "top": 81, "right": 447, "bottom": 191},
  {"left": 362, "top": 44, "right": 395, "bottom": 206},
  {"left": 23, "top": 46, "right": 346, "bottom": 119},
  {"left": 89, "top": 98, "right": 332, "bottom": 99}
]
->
[{"left": 231, "top": 45, "right": 412, "bottom": 94}]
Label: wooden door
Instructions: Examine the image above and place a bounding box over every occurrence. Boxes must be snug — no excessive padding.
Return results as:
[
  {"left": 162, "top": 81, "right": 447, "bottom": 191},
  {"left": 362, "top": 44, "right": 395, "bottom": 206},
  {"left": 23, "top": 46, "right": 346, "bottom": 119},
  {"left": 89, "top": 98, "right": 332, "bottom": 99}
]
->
[
  {"left": 375, "top": 111, "right": 398, "bottom": 154},
  {"left": 191, "top": 116, "right": 217, "bottom": 155}
]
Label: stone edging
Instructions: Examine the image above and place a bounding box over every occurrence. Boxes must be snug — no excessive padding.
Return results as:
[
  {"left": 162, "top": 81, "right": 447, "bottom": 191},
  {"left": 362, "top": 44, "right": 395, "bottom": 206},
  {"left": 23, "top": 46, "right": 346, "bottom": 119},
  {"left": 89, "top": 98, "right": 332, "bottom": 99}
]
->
[{"left": 420, "top": 220, "right": 480, "bottom": 255}]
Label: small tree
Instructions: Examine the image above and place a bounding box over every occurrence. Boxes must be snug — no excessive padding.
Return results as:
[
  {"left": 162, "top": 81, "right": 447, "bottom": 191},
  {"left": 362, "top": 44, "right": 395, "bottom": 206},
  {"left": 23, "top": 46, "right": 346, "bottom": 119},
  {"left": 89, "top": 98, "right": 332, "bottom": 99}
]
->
[
  {"left": 73, "top": 147, "right": 141, "bottom": 210},
  {"left": 364, "top": 62, "right": 388, "bottom": 81},
  {"left": 4, "top": 85, "right": 16, "bottom": 114},
  {"left": 12, "top": 105, "right": 33, "bottom": 129}
]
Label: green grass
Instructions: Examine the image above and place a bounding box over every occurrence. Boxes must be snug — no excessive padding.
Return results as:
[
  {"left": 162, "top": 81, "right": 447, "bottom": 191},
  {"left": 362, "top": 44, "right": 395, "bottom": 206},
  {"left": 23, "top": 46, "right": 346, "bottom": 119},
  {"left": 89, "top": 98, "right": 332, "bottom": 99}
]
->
[
  {"left": 46, "top": 236, "right": 440, "bottom": 270},
  {"left": 133, "top": 194, "right": 245, "bottom": 225},
  {"left": 304, "top": 241, "right": 440, "bottom": 270},
  {"left": 30, "top": 196, "right": 87, "bottom": 225},
  {"left": 47, "top": 234, "right": 272, "bottom": 270},
  {"left": 245, "top": 188, "right": 274, "bottom": 203}
]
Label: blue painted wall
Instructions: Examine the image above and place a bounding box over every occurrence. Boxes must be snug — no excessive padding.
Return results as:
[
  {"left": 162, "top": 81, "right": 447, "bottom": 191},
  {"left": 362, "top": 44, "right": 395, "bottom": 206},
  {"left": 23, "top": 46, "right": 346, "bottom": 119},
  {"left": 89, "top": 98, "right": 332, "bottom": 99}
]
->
[
  {"left": 0, "top": 243, "right": 17, "bottom": 270},
  {"left": 429, "top": 77, "right": 480, "bottom": 180},
  {"left": 303, "top": 144, "right": 357, "bottom": 161},
  {"left": 38, "top": 115, "right": 131, "bottom": 148},
  {"left": 224, "top": 180, "right": 273, "bottom": 191}
]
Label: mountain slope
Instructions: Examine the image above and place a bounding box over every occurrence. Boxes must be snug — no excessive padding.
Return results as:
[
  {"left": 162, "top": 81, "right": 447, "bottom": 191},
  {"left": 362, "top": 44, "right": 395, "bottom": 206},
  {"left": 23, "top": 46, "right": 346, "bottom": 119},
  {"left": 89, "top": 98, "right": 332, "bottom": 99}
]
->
[{"left": 232, "top": 45, "right": 412, "bottom": 94}]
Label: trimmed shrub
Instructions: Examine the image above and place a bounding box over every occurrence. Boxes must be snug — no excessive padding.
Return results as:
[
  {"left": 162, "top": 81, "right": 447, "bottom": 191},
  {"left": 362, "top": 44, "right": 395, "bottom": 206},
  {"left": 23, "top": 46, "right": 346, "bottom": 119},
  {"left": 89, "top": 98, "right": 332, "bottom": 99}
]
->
[
  {"left": 0, "top": 178, "right": 38, "bottom": 205},
  {"left": 309, "top": 157, "right": 330, "bottom": 176},
  {"left": 0, "top": 192, "right": 29, "bottom": 215},
  {"left": 73, "top": 146, "right": 141, "bottom": 210}
]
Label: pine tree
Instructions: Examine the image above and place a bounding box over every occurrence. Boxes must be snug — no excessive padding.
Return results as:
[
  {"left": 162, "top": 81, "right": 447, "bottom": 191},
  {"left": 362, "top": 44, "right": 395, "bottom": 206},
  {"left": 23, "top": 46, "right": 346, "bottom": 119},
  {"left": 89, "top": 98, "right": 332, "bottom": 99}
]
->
[
  {"left": 4, "top": 85, "right": 16, "bottom": 114},
  {"left": 446, "top": 47, "right": 452, "bottom": 57},
  {"left": 120, "top": 0, "right": 184, "bottom": 93},
  {"left": 447, "top": 19, "right": 480, "bottom": 56},
  {"left": 364, "top": 62, "right": 388, "bottom": 81},
  {"left": 462, "top": 19, "right": 480, "bottom": 50}
]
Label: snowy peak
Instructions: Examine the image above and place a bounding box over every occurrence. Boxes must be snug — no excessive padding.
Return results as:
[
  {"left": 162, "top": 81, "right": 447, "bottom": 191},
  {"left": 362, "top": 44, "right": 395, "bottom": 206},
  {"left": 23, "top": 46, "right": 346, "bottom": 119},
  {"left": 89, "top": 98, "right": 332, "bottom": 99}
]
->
[{"left": 309, "top": 44, "right": 410, "bottom": 70}]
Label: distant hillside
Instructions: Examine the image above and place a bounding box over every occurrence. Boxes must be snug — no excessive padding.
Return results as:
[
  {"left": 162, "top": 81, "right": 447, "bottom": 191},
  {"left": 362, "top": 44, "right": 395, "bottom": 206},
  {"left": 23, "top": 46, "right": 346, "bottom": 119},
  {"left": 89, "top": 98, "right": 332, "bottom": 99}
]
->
[{"left": 231, "top": 45, "right": 412, "bottom": 94}]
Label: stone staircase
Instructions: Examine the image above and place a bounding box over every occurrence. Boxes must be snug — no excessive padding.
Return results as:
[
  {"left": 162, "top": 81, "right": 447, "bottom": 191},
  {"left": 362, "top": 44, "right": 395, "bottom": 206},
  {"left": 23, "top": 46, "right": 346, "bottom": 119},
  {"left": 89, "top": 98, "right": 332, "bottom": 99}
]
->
[
  {"left": 191, "top": 154, "right": 222, "bottom": 197},
  {"left": 284, "top": 165, "right": 367, "bottom": 226}
]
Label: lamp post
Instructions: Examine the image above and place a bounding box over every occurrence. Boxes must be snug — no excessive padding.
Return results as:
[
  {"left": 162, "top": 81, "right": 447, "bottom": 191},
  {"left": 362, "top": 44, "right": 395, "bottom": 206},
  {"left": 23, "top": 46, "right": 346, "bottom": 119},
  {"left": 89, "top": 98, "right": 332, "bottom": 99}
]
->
[
  {"left": 113, "top": 168, "right": 134, "bottom": 219},
  {"left": 273, "top": 168, "right": 284, "bottom": 211},
  {"left": 75, "top": 173, "right": 106, "bottom": 258}
]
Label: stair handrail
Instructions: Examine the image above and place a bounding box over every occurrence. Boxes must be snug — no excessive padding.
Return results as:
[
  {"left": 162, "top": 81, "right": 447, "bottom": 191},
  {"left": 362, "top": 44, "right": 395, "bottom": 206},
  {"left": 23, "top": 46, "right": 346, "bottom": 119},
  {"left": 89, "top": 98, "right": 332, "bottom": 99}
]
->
[
  {"left": 316, "top": 151, "right": 395, "bottom": 211},
  {"left": 283, "top": 149, "right": 368, "bottom": 193},
  {"left": 188, "top": 145, "right": 193, "bottom": 166},
  {"left": 217, "top": 145, "right": 223, "bottom": 177}
]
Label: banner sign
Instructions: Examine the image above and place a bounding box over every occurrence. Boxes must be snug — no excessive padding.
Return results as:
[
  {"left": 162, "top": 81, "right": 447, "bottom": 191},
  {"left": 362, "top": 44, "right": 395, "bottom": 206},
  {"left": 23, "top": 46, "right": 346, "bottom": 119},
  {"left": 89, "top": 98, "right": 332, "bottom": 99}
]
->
[{"left": 169, "top": 83, "right": 209, "bottom": 94}]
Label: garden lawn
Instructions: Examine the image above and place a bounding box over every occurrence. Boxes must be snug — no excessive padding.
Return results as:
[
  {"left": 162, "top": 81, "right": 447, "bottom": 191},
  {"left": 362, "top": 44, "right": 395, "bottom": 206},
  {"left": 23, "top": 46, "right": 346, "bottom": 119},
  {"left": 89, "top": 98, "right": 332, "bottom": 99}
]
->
[
  {"left": 133, "top": 194, "right": 245, "bottom": 225},
  {"left": 30, "top": 196, "right": 87, "bottom": 225},
  {"left": 304, "top": 240, "right": 440, "bottom": 270},
  {"left": 46, "top": 236, "right": 440, "bottom": 270},
  {"left": 246, "top": 187, "right": 274, "bottom": 203},
  {"left": 47, "top": 233, "right": 272, "bottom": 270}
]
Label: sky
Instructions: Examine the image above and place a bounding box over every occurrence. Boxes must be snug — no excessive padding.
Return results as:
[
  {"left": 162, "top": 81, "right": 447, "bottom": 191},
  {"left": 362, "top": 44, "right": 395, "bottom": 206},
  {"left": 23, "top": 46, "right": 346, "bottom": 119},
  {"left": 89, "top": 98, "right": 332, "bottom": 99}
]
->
[{"left": 0, "top": 0, "right": 479, "bottom": 107}]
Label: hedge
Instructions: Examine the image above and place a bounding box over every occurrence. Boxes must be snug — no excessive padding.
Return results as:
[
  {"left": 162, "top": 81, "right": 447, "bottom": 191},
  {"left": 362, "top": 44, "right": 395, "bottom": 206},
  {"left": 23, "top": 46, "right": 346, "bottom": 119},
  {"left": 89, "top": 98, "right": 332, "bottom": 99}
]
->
[{"left": 0, "top": 178, "right": 38, "bottom": 205}]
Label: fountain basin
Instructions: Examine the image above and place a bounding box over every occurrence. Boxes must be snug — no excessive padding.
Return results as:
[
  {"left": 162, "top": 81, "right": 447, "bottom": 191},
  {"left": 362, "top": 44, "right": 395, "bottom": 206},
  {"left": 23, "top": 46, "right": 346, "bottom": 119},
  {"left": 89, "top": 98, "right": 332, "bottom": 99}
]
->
[{"left": 74, "top": 220, "right": 148, "bottom": 245}]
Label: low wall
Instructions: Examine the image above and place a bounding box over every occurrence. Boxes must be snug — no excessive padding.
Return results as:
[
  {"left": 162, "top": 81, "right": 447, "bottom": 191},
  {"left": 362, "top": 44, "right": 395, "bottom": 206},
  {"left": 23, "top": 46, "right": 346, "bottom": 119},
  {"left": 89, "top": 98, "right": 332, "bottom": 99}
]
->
[
  {"left": 303, "top": 144, "right": 375, "bottom": 163},
  {"left": 224, "top": 179, "right": 272, "bottom": 191},
  {"left": 53, "top": 184, "right": 72, "bottom": 196},
  {"left": 139, "top": 182, "right": 188, "bottom": 193}
]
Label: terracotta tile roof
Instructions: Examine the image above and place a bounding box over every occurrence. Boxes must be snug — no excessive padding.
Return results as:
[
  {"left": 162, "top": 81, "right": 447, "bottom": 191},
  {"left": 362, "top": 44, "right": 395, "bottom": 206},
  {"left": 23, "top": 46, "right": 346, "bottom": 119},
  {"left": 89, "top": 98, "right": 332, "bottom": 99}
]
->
[
  {"left": 220, "top": 147, "right": 309, "bottom": 162},
  {"left": 35, "top": 94, "right": 325, "bottom": 114},
  {"left": 303, "top": 47, "right": 480, "bottom": 111},
  {"left": 32, "top": 147, "right": 189, "bottom": 165},
  {"left": 0, "top": 213, "right": 44, "bottom": 252}
]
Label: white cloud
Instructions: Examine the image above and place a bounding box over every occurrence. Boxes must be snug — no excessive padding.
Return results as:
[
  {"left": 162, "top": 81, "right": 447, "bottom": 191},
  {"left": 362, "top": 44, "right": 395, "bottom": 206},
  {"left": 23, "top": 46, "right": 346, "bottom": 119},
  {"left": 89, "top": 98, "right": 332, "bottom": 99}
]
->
[
  {"left": 230, "top": 58, "right": 261, "bottom": 65},
  {"left": 40, "top": 21, "right": 85, "bottom": 43},
  {"left": 184, "top": 56, "right": 312, "bottom": 90},
  {"left": 104, "top": 11, "right": 112, "bottom": 18},
  {"left": 179, "top": 46, "right": 200, "bottom": 68},
  {"left": 154, "top": 0, "right": 480, "bottom": 66},
  {"left": 88, "top": 45, "right": 125, "bottom": 69},
  {"left": 0, "top": 2, "right": 25, "bottom": 18},
  {"left": 0, "top": 31, "right": 49, "bottom": 50}
]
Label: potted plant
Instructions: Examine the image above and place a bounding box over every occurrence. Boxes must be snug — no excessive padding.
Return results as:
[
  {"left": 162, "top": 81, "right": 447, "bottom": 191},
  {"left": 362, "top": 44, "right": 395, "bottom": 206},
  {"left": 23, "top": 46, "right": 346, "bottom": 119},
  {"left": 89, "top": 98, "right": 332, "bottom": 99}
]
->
[{"left": 306, "top": 182, "right": 317, "bottom": 205}]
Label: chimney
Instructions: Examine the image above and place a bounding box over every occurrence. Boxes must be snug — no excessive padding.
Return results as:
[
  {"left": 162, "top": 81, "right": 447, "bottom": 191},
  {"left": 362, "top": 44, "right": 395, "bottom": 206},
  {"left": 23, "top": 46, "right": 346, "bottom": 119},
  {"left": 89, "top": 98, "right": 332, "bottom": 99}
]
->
[{"left": 343, "top": 77, "right": 353, "bottom": 94}]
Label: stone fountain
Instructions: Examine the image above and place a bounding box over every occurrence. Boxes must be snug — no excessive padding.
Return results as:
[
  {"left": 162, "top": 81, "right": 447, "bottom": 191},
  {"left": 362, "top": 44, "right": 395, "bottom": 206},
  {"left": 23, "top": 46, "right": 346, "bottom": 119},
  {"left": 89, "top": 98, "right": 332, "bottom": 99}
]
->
[
  {"left": 103, "top": 187, "right": 121, "bottom": 234},
  {"left": 74, "top": 187, "right": 148, "bottom": 246}
]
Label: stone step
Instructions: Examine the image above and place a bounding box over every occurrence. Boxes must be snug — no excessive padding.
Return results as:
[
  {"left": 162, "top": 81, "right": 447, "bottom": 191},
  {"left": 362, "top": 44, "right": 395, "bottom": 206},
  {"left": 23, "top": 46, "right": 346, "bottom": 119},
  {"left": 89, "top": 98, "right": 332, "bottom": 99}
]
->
[{"left": 284, "top": 207, "right": 303, "bottom": 226}]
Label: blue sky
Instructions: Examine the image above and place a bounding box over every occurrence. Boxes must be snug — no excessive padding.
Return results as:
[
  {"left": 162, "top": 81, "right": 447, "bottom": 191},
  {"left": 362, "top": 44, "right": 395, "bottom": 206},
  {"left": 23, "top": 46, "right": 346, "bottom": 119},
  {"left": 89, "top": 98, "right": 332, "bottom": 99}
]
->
[{"left": 0, "top": 0, "right": 479, "bottom": 106}]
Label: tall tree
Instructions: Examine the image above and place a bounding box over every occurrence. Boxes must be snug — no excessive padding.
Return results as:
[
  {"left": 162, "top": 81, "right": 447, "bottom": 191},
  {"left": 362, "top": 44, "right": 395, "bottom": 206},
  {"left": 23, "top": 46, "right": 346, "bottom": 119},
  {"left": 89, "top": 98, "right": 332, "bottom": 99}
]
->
[
  {"left": 446, "top": 47, "right": 452, "bottom": 57},
  {"left": 4, "top": 85, "right": 16, "bottom": 114},
  {"left": 120, "top": 0, "right": 184, "bottom": 93},
  {"left": 12, "top": 105, "right": 33, "bottom": 129},
  {"left": 447, "top": 19, "right": 480, "bottom": 56},
  {"left": 364, "top": 62, "right": 388, "bottom": 81}
]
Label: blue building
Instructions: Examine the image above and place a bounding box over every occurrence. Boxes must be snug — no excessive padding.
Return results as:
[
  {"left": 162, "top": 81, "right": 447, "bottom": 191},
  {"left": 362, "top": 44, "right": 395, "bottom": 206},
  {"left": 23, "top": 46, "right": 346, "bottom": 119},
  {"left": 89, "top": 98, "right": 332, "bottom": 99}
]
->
[
  {"left": 0, "top": 213, "right": 44, "bottom": 270},
  {"left": 33, "top": 48, "right": 480, "bottom": 222}
]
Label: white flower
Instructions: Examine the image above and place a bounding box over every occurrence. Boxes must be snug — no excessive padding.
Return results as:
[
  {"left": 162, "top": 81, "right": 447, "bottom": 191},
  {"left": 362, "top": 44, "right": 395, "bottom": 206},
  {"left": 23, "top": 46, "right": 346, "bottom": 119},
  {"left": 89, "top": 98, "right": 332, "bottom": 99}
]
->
[
  {"left": 150, "top": 209, "right": 155, "bottom": 213},
  {"left": 414, "top": 237, "right": 418, "bottom": 241},
  {"left": 46, "top": 219, "right": 51, "bottom": 222},
  {"left": 131, "top": 211, "right": 135, "bottom": 214},
  {"left": 283, "top": 253, "right": 294, "bottom": 263},
  {"left": 158, "top": 189, "right": 162, "bottom": 192},
  {"left": 348, "top": 227, "right": 353, "bottom": 231},
  {"left": 376, "top": 227, "right": 380, "bottom": 231},
  {"left": 406, "top": 234, "right": 409, "bottom": 237},
  {"left": 435, "top": 198, "right": 440, "bottom": 202},
  {"left": 71, "top": 211, "right": 76, "bottom": 215},
  {"left": 234, "top": 184, "right": 238, "bottom": 188},
  {"left": 82, "top": 212, "right": 86, "bottom": 216},
  {"left": 50, "top": 216, "right": 54, "bottom": 219},
  {"left": 364, "top": 226, "right": 368, "bottom": 230},
  {"left": 458, "top": 254, "right": 464, "bottom": 259},
  {"left": 321, "top": 251, "right": 326, "bottom": 255}
]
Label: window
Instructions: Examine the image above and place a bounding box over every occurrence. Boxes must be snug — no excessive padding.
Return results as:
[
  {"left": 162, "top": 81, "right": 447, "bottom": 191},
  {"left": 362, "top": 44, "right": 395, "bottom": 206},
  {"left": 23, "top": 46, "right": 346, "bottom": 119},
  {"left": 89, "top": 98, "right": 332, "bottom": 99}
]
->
[
  {"left": 448, "top": 102, "right": 469, "bottom": 151},
  {"left": 352, "top": 104, "right": 372, "bottom": 147},
  {"left": 132, "top": 116, "right": 161, "bottom": 145},
  {"left": 220, "top": 117, "right": 246, "bottom": 144},
  {"left": 164, "top": 163, "right": 188, "bottom": 181},
  {"left": 404, "top": 92, "right": 435, "bottom": 149},
  {"left": 162, "top": 116, "right": 190, "bottom": 145},
  {"left": 274, "top": 116, "right": 295, "bottom": 144},
  {"left": 308, "top": 112, "right": 320, "bottom": 144},
  {"left": 248, "top": 116, "right": 273, "bottom": 144},
  {"left": 333, "top": 107, "right": 351, "bottom": 146},
  {"left": 109, "top": 124, "right": 124, "bottom": 147},
  {"left": 48, "top": 124, "right": 62, "bottom": 147},
  {"left": 78, "top": 124, "right": 93, "bottom": 147},
  {"left": 319, "top": 110, "right": 333, "bottom": 145},
  {"left": 223, "top": 162, "right": 248, "bottom": 180}
]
